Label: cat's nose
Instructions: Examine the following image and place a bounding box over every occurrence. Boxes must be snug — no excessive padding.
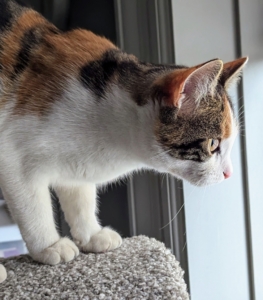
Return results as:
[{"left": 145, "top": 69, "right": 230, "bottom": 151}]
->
[{"left": 223, "top": 171, "right": 232, "bottom": 179}]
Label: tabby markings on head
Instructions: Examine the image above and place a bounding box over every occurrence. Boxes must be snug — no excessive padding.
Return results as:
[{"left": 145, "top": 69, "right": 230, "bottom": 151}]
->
[{"left": 156, "top": 93, "right": 233, "bottom": 162}]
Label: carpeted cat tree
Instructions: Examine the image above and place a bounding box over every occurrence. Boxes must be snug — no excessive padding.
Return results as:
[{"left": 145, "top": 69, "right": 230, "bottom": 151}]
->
[{"left": 0, "top": 236, "right": 189, "bottom": 299}]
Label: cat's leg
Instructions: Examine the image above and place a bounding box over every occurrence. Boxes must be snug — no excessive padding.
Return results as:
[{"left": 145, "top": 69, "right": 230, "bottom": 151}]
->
[
  {"left": 55, "top": 183, "right": 122, "bottom": 253},
  {"left": 0, "top": 180, "right": 79, "bottom": 265}
]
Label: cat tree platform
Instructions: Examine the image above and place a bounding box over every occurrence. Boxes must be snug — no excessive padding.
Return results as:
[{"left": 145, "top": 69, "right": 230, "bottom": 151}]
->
[{"left": 0, "top": 236, "right": 189, "bottom": 299}]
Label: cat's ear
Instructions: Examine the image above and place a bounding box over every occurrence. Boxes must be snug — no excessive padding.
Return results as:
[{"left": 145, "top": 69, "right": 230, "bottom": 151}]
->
[
  {"left": 154, "top": 59, "right": 223, "bottom": 113},
  {"left": 219, "top": 57, "right": 248, "bottom": 89}
]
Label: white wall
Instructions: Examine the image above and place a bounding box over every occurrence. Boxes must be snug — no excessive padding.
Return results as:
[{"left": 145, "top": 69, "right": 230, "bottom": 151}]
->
[{"left": 172, "top": 1, "right": 253, "bottom": 299}]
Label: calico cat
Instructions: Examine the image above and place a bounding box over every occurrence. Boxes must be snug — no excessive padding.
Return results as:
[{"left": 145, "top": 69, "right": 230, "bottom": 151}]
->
[{"left": 0, "top": 0, "right": 247, "bottom": 283}]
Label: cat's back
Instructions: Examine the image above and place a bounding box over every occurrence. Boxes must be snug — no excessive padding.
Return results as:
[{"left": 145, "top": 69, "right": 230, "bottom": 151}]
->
[{"left": 0, "top": 0, "right": 116, "bottom": 116}]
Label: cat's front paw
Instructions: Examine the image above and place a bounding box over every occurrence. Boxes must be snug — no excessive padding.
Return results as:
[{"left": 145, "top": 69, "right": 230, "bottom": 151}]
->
[
  {"left": 0, "top": 264, "right": 7, "bottom": 283},
  {"left": 80, "top": 227, "right": 122, "bottom": 253},
  {"left": 31, "top": 237, "right": 79, "bottom": 265}
]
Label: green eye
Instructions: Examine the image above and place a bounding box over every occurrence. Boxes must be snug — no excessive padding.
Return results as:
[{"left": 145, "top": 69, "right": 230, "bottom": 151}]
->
[{"left": 209, "top": 139, "right": 219, "bottom": 152}]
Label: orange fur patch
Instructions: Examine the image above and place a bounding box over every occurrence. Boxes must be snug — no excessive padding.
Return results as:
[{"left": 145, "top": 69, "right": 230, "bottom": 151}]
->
[
  {"left": 0, "top": 9, "right": 116, "bottom": 116},
  {"left": 0, "top": 10, "right": 45, "bottom": 77},
  {"left": 221, "top": 97, "right": 232, "bottom": 139}
]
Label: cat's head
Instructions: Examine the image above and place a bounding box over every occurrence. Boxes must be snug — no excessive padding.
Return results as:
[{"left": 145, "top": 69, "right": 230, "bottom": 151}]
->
[{"left": 150, "top": 57, "right": 248, "bottom": 186}]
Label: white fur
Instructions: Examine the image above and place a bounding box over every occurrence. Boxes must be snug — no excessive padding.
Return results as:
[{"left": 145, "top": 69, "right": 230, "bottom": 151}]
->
[
  {"left": 0, "top": 78, "right": 236, "bottom": 279},
  {"left": 0, "top": 264, "right": 7, "bottom": 283}
]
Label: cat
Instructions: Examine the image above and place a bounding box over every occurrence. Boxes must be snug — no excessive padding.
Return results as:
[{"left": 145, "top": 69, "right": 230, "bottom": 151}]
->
[{"left": 0, "top": 0, "right": 247, "bottom": 283}]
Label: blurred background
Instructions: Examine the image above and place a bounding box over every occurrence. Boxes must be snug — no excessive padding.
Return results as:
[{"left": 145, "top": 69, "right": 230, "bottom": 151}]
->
[{"left": 0, "top": 1, "right": 262, "bottom": 300}]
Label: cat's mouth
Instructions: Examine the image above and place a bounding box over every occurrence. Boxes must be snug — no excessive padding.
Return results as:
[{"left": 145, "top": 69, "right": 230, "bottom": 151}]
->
[
  {"left": 169, "top": 168, "right": 225, "bottom": 187},
  {"left": 190, "top": 177, "right": 224, "bottom": 187}
]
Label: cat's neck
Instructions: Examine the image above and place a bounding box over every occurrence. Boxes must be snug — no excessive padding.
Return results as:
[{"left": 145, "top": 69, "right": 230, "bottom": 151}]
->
[
  {"left": 103, "top": 86, "right": 158, "bottom": 163},
  {"left": 59, "top": 79, "right": 158, "bottom": 174}
]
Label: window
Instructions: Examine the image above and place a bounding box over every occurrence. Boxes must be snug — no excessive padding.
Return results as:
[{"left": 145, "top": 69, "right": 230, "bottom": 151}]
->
[{"left": 117, "top": 1, "right": 263, "bottom": 299}]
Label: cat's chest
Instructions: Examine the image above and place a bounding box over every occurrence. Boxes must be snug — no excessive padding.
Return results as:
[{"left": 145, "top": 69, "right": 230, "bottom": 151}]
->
[{"left": 58, "top": 157, "right": 141, "bottom": 185}]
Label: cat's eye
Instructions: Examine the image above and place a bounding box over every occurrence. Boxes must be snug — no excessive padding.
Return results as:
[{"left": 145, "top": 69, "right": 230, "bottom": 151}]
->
[{"left": 209, "top": 139, "right": 220, "bottom": 153}]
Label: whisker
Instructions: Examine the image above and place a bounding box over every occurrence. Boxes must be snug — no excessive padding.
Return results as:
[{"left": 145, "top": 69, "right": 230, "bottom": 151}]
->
[
  {"left": 160, "top": 202, "right": 185, "bottom": 230},
  {"left": 181, "top": 239, "right": 187, "bottom": 253}
]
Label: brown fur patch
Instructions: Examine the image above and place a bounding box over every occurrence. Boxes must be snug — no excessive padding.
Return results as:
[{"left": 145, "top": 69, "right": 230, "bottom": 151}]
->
[{"left": 0, "top": 9, "right": 116, "bottom": 115}]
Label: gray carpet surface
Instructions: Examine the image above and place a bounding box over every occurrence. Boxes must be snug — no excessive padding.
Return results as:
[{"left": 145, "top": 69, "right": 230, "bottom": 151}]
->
[{"left": 0, "top": 236, "right": 189, "bottom": 300}]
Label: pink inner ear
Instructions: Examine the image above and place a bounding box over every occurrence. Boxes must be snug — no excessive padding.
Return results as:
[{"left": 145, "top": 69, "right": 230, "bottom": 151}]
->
[
  {"left": 170, "top": 68, "right": 207, "bottom": 111},
  {"left": 182, "top": 72, "right": 199, "bottom": 96},
  {"left": 158, "top": 59, "right": 223, "bottom": 109},
  {"left": 164, "top": 68, "right": 199, "bottom": 107},
  {"left": 172, "top": 82, "right": 186, "bottom": 108}
]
